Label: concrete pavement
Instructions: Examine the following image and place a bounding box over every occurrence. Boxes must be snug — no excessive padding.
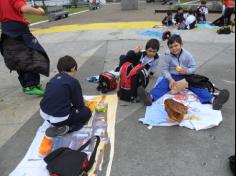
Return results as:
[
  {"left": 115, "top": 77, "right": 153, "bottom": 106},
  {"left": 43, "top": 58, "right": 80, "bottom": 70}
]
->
[{"left": 0, "top": 2, "right": 235, "bottom": 176}]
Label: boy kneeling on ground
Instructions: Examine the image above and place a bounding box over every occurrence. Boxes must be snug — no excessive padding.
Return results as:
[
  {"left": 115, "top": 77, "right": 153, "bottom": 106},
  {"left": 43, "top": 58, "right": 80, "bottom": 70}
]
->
[
  {"left": 40, "top": 56, "right": 92, "bottom": 137},
  {"left": 138, "top": 35, "right": 230, "bottom": 110}
]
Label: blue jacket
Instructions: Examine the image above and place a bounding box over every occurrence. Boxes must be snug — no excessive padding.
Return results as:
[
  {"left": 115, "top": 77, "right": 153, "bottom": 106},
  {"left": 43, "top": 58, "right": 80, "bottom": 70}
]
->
[
  {"left": 40, "top": 72, "right": 85, "bottom": 117},
  {"left": 162, "top": 49, "right": 197, "bottom": 80}
]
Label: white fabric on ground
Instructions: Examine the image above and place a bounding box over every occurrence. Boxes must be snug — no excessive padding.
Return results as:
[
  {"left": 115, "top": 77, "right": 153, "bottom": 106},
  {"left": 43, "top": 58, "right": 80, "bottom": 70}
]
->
[
  {"left": 139, "top": 90, "right": 223, "bottom": 131},
  {"left": 10, "top": 95, "right": 118, "bottom": 176}
]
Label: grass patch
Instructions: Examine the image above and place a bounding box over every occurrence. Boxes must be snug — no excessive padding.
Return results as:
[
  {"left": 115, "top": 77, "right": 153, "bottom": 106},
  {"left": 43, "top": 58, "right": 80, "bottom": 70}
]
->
[
  {"left": 66, "top": 7, "right": 89, "bottom": 14},
  {"left": 25, "top": 15, "right": 48, "bottom": 24},
  {"left": 25, "top": 7, "right": 89, "bottom": 24}
]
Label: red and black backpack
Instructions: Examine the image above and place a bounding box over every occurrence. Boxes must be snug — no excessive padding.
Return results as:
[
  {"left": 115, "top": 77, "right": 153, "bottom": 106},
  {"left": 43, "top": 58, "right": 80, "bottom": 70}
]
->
[
  {"left": 118, "top": 62, "right": 148, "bottom": 102},
  {"left": 97, "top": 72, "right": 117, "bottom": 93}
]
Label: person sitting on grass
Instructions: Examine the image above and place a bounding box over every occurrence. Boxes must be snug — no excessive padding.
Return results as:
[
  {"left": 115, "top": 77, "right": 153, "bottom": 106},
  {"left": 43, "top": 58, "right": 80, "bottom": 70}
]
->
[
  {"left": 40, "top": 56, "right": 92, "bottom": 137},
  {"left": 138, "top": 35, "right": 230, "bottom": 110}
]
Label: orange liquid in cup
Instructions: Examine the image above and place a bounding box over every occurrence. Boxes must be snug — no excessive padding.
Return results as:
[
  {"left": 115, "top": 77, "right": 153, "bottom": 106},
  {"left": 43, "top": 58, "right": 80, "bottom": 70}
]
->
[{"left": 38, "top": 135, "right": 54, "bottom": 157}]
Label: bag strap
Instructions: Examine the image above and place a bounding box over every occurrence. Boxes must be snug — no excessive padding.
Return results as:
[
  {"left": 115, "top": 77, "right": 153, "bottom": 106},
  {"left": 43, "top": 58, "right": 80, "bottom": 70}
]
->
[
  {"left": 44, "top": 147, "right": 68, "bottom": 164},
  {"left": 78, "top": 136, "right": 101, "bottom": 171}
]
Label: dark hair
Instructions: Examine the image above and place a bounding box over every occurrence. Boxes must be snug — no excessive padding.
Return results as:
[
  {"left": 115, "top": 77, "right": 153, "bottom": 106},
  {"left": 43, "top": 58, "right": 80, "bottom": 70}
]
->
[
  {"left": 188, "top": 9, "right": 194, "bottom": 15},
  {"left": 167, "top": 11, "right": 173, "bottom": 16},
  {"left": 167, "top": 35, "right": 183, "bottom": 46},
  {"left": 177, "top": 7, "right": 183, "bottom": 11},
  {"left": 57, "top": 55, "right": 78, "bottom": 73},
  {"left": 145, "top": 39, "right": 160, "bottom": 51},
  {"left": 201, "top": 0, "right": 207, "bottom": 4}
]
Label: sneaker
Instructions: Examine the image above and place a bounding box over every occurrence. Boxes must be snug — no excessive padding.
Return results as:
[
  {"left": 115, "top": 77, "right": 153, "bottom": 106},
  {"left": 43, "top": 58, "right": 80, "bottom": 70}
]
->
[
  {"left": 24, "top": 87, "right": 45, "bottom": 96},
  {"left": 137, "top": 87, "right": 153, "bottom": 106},
  {"left": 46, "top": 125, "right": 70, "bottom": 138},
  {"left": 213, "top": 89, "right": 230, "bottom": 110}
]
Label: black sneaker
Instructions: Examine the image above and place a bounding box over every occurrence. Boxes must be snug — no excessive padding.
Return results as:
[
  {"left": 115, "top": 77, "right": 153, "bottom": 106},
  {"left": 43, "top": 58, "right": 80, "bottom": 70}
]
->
[
  {"left": 213, "top": 89, "right": 230, "bottom": 110},
  {"left": 46, "top": 125, "right": 70, "bottom": 138},
  {"left": 137, "top": 87, "right": 153, "bottom": 106}
]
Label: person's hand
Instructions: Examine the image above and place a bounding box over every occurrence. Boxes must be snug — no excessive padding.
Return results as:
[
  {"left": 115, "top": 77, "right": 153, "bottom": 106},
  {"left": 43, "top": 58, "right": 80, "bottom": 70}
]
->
[
  {"left": 176, "top": 67, "right": 188, "bottom": 75},
  {"left": 169, "top": 79, "right": 176, "bottom": 89},
  {"left": 134, "top": 46, "right": 142, "bottom": 53},
  {"left": 37, "top": 7, "right": 45, "bottom": 16},
  {"left": 149, "top": 74, "right": 154, "bottom": 79}
]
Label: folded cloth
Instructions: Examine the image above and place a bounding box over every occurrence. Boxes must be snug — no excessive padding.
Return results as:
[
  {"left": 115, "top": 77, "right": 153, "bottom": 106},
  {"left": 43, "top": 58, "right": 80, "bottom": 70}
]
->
[{"left": 197, "top": 24, "right": 219, "bottom": 29}]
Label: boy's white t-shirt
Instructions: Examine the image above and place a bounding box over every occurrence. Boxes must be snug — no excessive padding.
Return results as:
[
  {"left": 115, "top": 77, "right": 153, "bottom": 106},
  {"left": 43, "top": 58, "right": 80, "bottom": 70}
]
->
[
  {"left": 185, "top": 15, "right": 196, "bottom": 26},
  {"left": 40, "top": 109, "right": 69, "bottom": 124}
]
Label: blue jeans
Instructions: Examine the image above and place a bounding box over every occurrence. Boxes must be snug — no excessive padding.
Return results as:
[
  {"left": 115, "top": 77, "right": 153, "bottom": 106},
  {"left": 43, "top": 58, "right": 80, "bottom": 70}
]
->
[{"left": 150, "top": 75, "right": 214, "bottom": 104}]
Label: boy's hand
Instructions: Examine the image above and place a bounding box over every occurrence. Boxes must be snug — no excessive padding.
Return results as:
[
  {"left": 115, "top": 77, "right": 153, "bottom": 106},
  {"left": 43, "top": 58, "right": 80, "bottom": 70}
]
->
[
  {"left": 176, "top": 67, "right": 188, "bottom": 75},
  {"left": 134, "top": 46, "right": 142, "bottom": 53},
  {"left": 149, "top": 74, "right": 154, "bottom": 79},
  {"left": 169, "top": 79, "right": 176, "bottom": 89},
  {"left": 37, "top": 7, "right": 45, "bottom": 16}
]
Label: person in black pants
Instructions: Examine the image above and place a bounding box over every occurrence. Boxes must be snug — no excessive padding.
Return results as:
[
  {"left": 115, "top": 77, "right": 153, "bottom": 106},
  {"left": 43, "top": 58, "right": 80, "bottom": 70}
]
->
[
  {"left": 223, "top": 0, "right": 235, "bottom": 26},
  {"left": 0, "top": 0, "right": 50, "bottom": 96},
  {"left": 40, "top": 56, "right": 92, "bottom": 137}
]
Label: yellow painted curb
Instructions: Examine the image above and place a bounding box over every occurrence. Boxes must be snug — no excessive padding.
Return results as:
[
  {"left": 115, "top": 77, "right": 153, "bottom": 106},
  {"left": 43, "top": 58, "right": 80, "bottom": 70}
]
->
[{"left": 32, "top": 21, "right": 162, "bottom": 34}]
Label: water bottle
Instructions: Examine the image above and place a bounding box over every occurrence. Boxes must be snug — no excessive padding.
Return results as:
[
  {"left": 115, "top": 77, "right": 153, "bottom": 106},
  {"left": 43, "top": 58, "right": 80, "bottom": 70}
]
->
[{"left": 38, "top": 134, "right": 54, "bottom": 157}]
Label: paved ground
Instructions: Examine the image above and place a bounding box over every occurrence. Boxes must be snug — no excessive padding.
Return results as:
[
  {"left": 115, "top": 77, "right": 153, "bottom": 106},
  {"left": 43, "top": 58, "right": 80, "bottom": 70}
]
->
[{"left": 0, "top": 2, "right": 235, "bottom": 176}]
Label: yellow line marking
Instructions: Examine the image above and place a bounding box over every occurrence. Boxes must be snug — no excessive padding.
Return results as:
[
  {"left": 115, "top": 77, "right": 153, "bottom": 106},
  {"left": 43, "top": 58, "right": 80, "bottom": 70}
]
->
[{"left": 32, "top": 21, "right": 162, "bottom": 34}]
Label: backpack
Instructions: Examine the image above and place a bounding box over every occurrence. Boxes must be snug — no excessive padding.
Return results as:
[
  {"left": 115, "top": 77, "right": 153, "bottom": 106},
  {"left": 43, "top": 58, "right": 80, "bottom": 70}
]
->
[
  {"left": 185, "top": 74, "right": 215, "bottom": 93},
  {"left": 97, "top": 72, "right": 117, "bottom": 94},
  {"left": 217, "top": 27, "right": 231, "bottom": 34},
  {"left": 162, "top": 31, "right": 172, "bottom": 41},
  {"left": 118, "top": 62, "right": 148, "bottom": 102},
  {"left": 44, "top": 136, "right": 100, "bottom": 176}
]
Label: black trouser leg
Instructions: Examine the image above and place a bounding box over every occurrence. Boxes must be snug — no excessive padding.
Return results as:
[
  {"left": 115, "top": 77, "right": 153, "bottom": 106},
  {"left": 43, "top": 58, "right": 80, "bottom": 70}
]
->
[
  {"left": 52, "top": 107, "right": 92, "bottom": 133},
  {"left": 224, "top": 8, "right": 235, "bottom": 26},
  {"left": 17, "top": 71, "right": 40, "bottom": 88}
]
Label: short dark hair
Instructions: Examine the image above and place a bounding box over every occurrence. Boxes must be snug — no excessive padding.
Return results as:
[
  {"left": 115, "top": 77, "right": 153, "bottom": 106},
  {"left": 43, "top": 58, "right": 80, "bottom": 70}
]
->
[
  {"left": 167, "top": 11, "right": 173, "bottom": 16},
  {"left": 167, "top": 35, "right": 183, "bottom": 46},
  {"left": 188, "top": 9, "right": 194, "bottom": 15},
  {"left": 57, "top": 55, "right": 78, "bottom": 73},
  {"left": 177, "top": 7, "right": 183, "bottom": 11},
  {"left": 201, "top": 0, "right": 207, "bottom": 4},
  {"left": 145, "top": 39, "right": 160, "bottom": 51}
]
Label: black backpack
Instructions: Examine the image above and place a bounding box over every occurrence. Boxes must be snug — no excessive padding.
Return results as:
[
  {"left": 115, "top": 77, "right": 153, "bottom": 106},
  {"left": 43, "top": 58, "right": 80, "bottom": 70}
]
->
[
  {"left": 185, "top": 74, "right": 215, "bottom": 93},
  {"left": 217, "top": 27, "right": 231, "bottom": 35},
  {"left": 44, "top": 136, "right": 100, "bottom": 176}
]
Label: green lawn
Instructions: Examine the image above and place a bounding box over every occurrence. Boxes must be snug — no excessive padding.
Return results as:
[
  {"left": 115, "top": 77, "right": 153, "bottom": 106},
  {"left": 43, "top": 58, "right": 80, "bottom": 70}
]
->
[
  {"left": 67, "top": 7, "right": 89, "bottom": 14},
  {"left": 25, "top": 7, "right": 89, "bottom": 24}
]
